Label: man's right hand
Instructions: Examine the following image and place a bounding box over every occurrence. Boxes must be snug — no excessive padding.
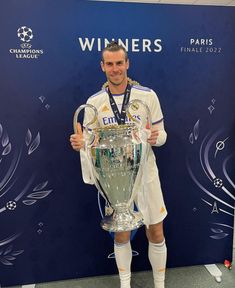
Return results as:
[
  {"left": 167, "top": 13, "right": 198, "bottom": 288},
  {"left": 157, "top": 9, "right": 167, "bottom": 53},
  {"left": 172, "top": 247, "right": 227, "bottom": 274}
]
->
[{"left": 70, "top": 123, "right": 84, "bottom": 151}]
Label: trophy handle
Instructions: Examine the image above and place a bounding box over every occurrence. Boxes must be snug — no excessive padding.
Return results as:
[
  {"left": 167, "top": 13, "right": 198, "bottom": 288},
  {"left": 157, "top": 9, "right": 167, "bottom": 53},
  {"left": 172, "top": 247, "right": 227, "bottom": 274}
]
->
[
  {"left": 73, "top": 103, "right": 98, "bottom": 146},
  {"left": 126, "top": 99, "right": 152, "bottom": 130},
  {"left": 73, "top": 103, "right": 98, "bottom": 133}
]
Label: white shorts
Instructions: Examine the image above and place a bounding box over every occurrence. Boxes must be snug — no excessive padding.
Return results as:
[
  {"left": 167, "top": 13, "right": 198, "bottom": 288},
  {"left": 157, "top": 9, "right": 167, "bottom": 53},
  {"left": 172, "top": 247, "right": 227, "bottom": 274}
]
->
[
  {"left": 134, "top": 151, "right": 167, "bottom": 225},
  {"left": 143, "top": 178, "right": 167, "bottom": 225}
]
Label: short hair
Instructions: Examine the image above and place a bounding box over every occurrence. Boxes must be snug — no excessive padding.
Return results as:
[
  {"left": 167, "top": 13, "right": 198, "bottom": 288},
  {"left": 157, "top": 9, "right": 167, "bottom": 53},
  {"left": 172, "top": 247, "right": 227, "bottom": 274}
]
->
[{"left": 101, "top": 41, "right": 128, "bottom": 62}]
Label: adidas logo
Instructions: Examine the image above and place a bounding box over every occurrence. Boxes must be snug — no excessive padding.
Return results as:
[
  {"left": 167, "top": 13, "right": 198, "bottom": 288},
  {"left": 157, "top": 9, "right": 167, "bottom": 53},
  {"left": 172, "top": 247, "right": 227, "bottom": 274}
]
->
[{"left": 102, "top": 105, "right": 110, "bottom": 112}]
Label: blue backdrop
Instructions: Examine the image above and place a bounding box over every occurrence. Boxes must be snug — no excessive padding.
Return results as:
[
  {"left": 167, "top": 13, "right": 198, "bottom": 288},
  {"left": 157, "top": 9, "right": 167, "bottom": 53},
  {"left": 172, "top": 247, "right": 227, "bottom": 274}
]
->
[{"left": 0, "top": 0, "right": 235, "bottom": 286}]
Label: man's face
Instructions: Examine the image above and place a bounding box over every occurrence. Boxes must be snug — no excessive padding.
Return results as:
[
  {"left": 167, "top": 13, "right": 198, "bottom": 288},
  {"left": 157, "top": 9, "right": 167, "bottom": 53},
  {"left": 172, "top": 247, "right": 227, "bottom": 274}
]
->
[{"left": 101, "top": 50, "right": 129, "bottom": 87}]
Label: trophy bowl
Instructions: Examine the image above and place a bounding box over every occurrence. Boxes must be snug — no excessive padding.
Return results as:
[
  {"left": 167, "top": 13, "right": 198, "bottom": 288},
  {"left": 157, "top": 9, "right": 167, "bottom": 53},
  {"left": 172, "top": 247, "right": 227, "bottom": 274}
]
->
[{"left": 90, "top": 123, "right": 144, "bottom": 232}]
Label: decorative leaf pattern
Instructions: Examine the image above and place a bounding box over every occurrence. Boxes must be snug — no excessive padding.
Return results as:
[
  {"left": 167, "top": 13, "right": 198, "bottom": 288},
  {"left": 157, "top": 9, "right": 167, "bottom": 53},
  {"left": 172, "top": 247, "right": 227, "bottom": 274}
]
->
[
  {"left": 22, "top": 200, "right": 37, "bottom": 206},
  {"left": 189, "top": 119, "right": 200, "bottom": 144},
  {"left": 11, "top": 250, "right": 24, "bottom": 256},
  {"left": 33, "top": 181, "right": 49, "bottom": 191},
  {"left": 23, "top": 180, "right": 52, "bottom": 206},
  {"left": 210, "top": 233, "right": 229, "bottom": 240},
  {"left": 0, "top": 258, "right": 12, "bottom": 265},
  {"left": 2, "top": 143, "right": 12, "bottom": 156},
  {"left": 0, "top": 123, "right": 2, "bottom": 138},
  {"left": 27, "top": 190, "right": 52, "bottom": 199},
  {"left": 28, "top": 132, "right": 40, "bottom": 155},
  {"left": 0, "top": 245, "right": 24, "bottom": 266},
  {"left": 25, "top": 129, "right": 32, "bottom": 146},
  {"left": 189, "top": 133, "right": 194, "bottom": 144},
  {"left": 2, "top": 132, "right": 9, "bottom": 147},
  {"left": 211, "top": 228, "right": 223, "bottom": 233},
  {"left": 0, "top": 124, "right": 12, "bottom": 158},
  {"left": 193, "top": 119, "right": 200, "bottom": 140},
  {"left": 4, "top": 255, "right": 16, "bottom": 260}
]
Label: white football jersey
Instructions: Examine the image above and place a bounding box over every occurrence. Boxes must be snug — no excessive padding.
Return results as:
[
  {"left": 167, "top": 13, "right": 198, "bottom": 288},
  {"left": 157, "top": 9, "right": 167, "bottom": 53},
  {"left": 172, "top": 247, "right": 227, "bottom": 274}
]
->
[
  {"left": 84, "top": 85, "right": 164, "bottom": 129},
  {"left": 81, "top": 84, "right": 166, "bottom": 182}
]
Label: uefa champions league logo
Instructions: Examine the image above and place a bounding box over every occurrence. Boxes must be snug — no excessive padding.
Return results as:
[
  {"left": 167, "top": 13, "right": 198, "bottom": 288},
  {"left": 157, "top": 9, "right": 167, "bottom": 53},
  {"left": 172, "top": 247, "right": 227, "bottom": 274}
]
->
[
  {"left": 9, "top": 25, "right": 43, "bottom": 59},
  {"left": 17, "top": 26, "right": 33, "bottom": 48}
]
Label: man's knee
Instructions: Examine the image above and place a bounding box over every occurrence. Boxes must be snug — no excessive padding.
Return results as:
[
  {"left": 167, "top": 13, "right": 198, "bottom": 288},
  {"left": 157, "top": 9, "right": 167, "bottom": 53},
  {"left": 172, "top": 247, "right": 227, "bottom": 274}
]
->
[
  {"left": 114, "top": 231, "right": 131, "bottom": 244},
  {"left": 146, "top": 222, "right": 165, "bottom": 243}
]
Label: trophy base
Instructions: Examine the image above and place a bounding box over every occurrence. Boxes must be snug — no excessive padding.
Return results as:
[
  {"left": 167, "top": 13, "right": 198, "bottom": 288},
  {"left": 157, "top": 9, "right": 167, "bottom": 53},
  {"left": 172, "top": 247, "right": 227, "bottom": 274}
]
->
[{"left": 101, "top": 210, "right": 144, "bottom": 232}]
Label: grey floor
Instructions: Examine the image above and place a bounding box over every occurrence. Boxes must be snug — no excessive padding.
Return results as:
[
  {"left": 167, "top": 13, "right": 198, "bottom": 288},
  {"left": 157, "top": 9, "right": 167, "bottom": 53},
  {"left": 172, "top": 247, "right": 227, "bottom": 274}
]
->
[
  {"left": 3, "top": 249, "right": 235, "bottom": 288},
  {"left": 35, "top": 264, "right": 235, "bottom": 288}
]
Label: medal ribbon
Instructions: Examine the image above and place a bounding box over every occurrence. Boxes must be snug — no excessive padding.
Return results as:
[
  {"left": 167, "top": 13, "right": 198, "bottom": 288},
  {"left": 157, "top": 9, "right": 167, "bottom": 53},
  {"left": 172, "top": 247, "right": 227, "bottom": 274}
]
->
[{"left": 107, "top": 84, "right": 132, "bottom": 125}]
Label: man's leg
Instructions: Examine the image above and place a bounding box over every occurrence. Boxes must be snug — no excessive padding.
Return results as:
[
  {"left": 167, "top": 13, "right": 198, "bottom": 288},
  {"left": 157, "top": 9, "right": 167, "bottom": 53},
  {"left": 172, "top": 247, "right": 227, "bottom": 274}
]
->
[
  {"left": 146, "top": 221, "right": 167, "bottom": 288},
  {"left": 114, "top": 231, "right": 132, "bottom": 288}
]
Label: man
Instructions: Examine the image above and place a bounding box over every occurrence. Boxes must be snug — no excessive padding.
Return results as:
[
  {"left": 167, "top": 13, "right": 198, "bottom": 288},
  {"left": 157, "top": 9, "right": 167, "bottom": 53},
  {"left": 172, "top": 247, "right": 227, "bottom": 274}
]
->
[{"left": 70, "top": 41, "right": 167, "bottom": 288}]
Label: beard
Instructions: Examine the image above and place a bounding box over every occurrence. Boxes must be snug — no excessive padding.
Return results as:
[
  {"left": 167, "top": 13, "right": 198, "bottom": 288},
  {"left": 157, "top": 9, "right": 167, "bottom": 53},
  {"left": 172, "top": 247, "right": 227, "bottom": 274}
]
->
[{"left": 108, "top": 75, "right": 127, "bottom": 87}]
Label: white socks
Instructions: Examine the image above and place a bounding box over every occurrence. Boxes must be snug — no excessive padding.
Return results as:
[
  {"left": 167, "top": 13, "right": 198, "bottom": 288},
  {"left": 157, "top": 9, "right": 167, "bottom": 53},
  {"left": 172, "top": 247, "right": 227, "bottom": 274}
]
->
[
  {"left": 114, "top": 241, "right": 132, "bottom": 288},
  {"left": 114, "top": 240, "right": 167, "bottom": 288},
  {"left": 148, "top": 240, "right": 167, "bottom": 288}
]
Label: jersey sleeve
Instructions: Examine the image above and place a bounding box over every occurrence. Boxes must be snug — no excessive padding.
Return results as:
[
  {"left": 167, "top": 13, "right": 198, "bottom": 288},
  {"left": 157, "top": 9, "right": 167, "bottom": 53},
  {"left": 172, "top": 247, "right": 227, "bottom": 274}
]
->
[
  {"left": 149, "top": 90, "right": 164, "bottom": 125},
  {"left": 79, "top": 98, "right": 98, "bottom": 186},
  {"left": 149, "top": 90, "right": 167, "bottom": 147}
]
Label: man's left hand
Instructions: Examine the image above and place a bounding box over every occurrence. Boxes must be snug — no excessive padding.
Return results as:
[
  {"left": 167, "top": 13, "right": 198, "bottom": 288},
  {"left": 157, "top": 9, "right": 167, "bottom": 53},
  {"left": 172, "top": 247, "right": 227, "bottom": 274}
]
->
[{"left": 147, "top": 126, "right": 159, "bottom": 145}]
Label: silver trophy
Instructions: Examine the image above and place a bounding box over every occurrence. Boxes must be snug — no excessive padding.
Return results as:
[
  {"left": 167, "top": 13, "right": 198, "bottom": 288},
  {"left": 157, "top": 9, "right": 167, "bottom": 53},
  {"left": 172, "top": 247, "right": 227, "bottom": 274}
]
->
[{"left": 73, "top": 100, "right": 151, "bottom": 232}]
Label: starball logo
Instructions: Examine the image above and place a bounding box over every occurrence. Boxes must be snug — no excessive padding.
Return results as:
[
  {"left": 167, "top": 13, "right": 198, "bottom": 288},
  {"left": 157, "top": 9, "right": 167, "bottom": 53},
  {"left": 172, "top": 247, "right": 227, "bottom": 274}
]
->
[
  {"left": 17, "top": 26, "right": 34, "bottom": 46},
  {"left": 9, "top": 26, "right": 44, "bottom": 59}
]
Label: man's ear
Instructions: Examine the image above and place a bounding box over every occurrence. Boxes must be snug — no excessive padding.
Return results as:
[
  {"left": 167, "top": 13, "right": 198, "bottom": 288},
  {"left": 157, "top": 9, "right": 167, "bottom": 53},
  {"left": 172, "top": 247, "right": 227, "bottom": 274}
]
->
[
  {"left": 100, "top": 61, "right": 105, "bottom": 72},
  {"left": 126, "top": 59, "right": 130, "bottom": 70}
]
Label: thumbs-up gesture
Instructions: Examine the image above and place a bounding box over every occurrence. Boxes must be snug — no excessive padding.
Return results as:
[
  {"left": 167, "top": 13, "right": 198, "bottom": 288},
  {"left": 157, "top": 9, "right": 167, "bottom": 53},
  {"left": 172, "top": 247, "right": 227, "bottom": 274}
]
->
[
  {"left": 70, "top": 123, "right": 84, "bottom": 151},
  {"left": 147, "top": 124, "right": 159, "bottom": 145}
]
